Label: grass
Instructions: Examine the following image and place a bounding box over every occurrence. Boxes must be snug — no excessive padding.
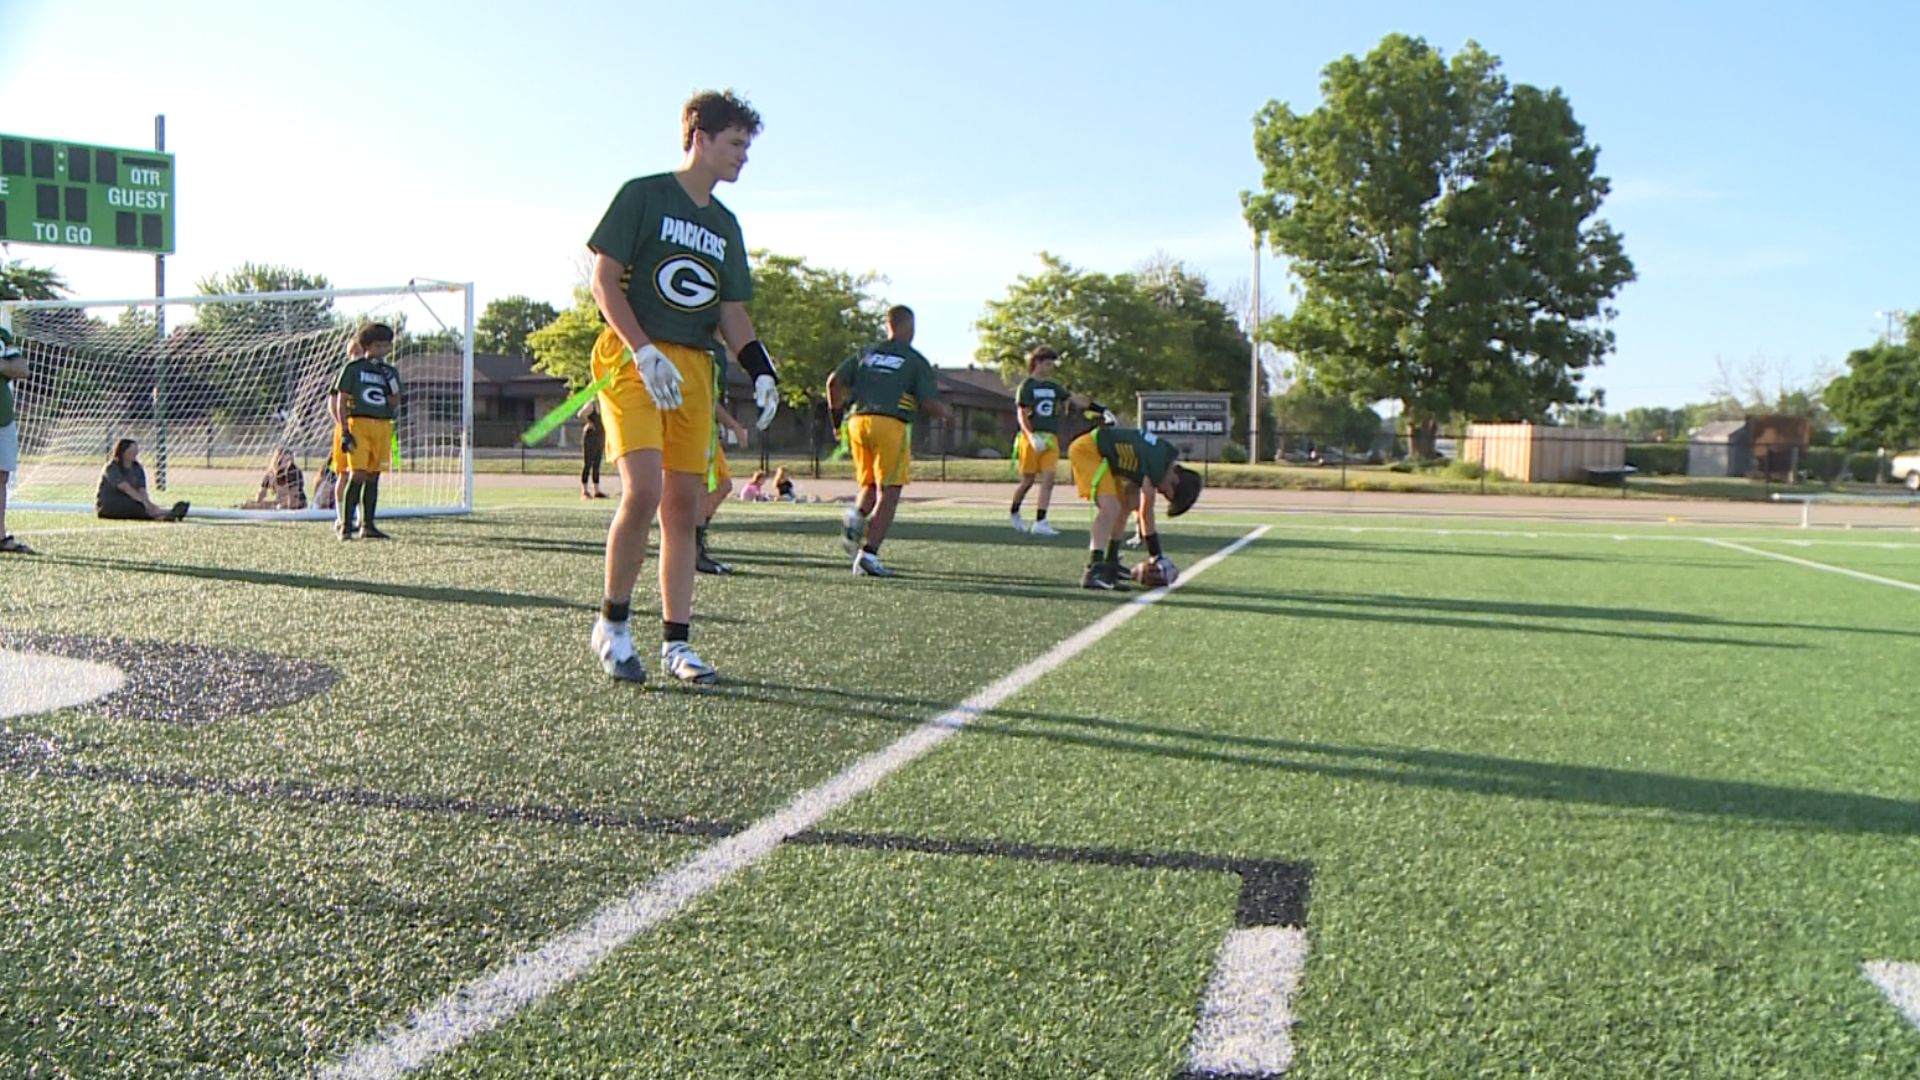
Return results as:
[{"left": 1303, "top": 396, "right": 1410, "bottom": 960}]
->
[{"left": 4, "top": 498, "right": 1919, "bottom": 1076}]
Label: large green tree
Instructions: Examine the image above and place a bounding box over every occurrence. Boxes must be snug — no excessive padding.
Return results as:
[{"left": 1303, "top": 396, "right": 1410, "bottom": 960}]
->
[
  {"left": 747, "top": 250, "right": 887, "bottom": 406},
  {"left": 475, "top": 295, "right": 559, "bottom": 358},
  {"left": 974, "top": 253, "right": 1252, "bottom": 425},
  {"left": 526, "top": 287, "right": 604, "bottom": 389},
  {"left": 1825, "top": 315, "right": 1920, "bottom": 449},
  {"left": 1244, "top": 34, "right": 1635, "bottom": 455},
  {"left": 1270, "top": 381, "right": 1383, "bottom": 452}
]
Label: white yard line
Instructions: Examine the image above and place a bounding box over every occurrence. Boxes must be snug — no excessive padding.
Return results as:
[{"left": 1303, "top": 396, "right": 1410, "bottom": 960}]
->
[
  {"left": 1701, "top": 538, "right": 1920, "bottom": 594},
  {"left": 1184, "top": 926, "right": 1308, "bottom": 1078},
  {"left": 322, "top": 526, "right": 1271, "bottom": 1079},
  {"left": 1864, "top": 962, "right": 1920, "bottom": 1031}
]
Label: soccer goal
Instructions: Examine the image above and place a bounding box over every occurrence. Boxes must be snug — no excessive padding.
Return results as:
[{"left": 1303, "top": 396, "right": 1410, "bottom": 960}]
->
[{"left": 0, "top": 281, "right": 473, "bottom": 519}]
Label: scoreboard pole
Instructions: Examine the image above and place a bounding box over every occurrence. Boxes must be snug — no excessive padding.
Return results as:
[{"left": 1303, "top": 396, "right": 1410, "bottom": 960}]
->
[{"left": 152, "top": 114, "right": 169, "bottom": 490}]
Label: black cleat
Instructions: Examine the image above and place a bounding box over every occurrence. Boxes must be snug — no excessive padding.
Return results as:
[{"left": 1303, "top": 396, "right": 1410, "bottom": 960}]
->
[
  {"left": 360, "top": 524, "right": 391, "bottom": 540},
  {"left": 696, "top": 552, "right": 733, "bottom": 575},
  {"left": 1081, "top": 564, "right": 1115, "bottom": 590}
]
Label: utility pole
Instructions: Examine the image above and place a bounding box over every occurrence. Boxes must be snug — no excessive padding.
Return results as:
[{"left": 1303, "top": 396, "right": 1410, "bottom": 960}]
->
[{"left": 1249, "top": 230, "right": 1261, "bottom": 462}]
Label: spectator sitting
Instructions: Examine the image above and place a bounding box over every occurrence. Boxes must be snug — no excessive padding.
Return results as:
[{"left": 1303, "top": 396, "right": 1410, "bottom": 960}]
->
[
  {"left": 239, "top": 447, "right": 308, "bottom": 510},
  {"left": 737, "top": 469, "right": 769, "bottom": 502},
  {"left": 96, "top": 439, "right": 189, "bottom": 521},
  {"left": 313, "top": 461, "right": 338, "bottom": 511},
  {"left": 774, "top": 466, "right": 795, "bottom": 501}
]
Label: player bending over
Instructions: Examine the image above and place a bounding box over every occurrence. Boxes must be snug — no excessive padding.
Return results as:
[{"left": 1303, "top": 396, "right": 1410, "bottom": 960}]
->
[{"left": 1067, "top": 423, "right": 1202, "bottom": 590}]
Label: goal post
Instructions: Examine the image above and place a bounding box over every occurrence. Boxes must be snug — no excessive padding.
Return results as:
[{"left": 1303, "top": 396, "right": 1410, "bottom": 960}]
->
[{"left": 0, "top": 281, "right": 474, "bottom": 519}]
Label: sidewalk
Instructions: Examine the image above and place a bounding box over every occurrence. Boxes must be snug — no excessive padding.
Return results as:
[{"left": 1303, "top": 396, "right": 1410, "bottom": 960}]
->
[{"left": 479, "top": 473, "right": 1920, "bottom": 530}]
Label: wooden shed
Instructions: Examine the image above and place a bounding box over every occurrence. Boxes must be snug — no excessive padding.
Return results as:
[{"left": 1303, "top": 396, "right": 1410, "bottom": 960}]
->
[{"left": 1462, "top": 422, "right": 1627, "bottom": 483}]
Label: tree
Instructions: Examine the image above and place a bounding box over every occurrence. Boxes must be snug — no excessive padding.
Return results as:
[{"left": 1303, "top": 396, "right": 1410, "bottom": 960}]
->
[
  {"left": 1269, "top": 381, "right": 1382, "bottom": 451},
  {"left": 190, "top": 263, "right": 336, "bottom": 425},
  {"left": 527, "top": 287, "right": 604, "bottom": 389},
  {"left": 475, "top": 295, "right": 559, "bottom": 358},
  {"left": 192, "top": 262, "right": 335, "bottom": 338},
  {"left": 746, "top": 250, "right": 886, "bottom": 406},
  {"left": 1244, "top": 34, "right": 1635, "bottom": 456},
  {"left": 0, "top": 260, "right": 68, "bottom": 301},
  {"left": 974, "top": 253, "right": 1252, "bottom": 421},
  {"left": 1825, "top": 338, "right": 1920, "bottom": 450}
]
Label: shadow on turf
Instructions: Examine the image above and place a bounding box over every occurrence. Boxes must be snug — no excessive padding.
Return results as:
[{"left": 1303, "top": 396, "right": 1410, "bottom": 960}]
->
[
  {"left": 710, "top": 678, "right": 1920, "bottom": 838},
  {"left": 33, "top": 553, "right": 590, "bottom": 612}
]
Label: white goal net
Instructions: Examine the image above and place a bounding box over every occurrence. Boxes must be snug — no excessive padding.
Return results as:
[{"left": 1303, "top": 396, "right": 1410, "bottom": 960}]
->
[{"left": 0, "top": 281, "right": 473, "bottom": 518}]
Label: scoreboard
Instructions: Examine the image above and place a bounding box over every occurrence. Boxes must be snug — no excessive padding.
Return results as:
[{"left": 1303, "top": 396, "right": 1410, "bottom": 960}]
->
[{"left": 0, "top": 133, "right": 175, "bottom": 254}]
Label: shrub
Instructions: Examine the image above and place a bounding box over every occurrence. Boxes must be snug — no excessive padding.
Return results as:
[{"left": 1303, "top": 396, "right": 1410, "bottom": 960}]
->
[
  {"left": 1626, "top": 443, "right": 1687, "bottom": 475},
  {"left": 1219, "top": 441, "right": 1249, "bottom": 464}
]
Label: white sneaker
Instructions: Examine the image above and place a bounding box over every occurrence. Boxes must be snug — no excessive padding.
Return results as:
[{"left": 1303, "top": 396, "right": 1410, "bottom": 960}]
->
[
  {"left": 1010, "top": 512, "right": 1028, "bottom": 533},
  {"left": 841, "top": 507, "right": 867, "bottom": 556},
  {"left": 661, "top": 640, "right": 717, "bottom": 685},
  {"left": 1123, "top": 531, "right": 1144, "bottom": 549},
  {"left": 592, "top": 618, "right": 646, "bottom": 683},
  {"left": 1028, "top": 519, "right": 1060, "bottom": 537},
  {"left": 853, "top": 550, "right": 893, "bottom": 577}
]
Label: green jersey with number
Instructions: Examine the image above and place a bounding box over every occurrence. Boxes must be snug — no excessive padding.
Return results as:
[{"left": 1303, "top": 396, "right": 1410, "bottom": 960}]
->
[
  {"left": 334, "top": 358, "right": 402, "bottom": 420},
  {"left": 588, "top": 172, "right": 752, "bottom": 349},
  {"left": 1096, "top": 426, "right": 1180, "bottom": 487},
  {"left": 834, "top": 340, "right": 940, "bottom": 422},
  {"left": 1016, "top": 377, "right": 1066, "bottom": 435}
]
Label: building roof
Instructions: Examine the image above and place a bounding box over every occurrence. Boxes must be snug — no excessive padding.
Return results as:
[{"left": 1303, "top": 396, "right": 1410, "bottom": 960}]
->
[
  {"left": 1693, "top": 420, "right": 1749, "bottom": 441},
  {"left": 935, "top": 366, "right": 1015, "bottom": 406}
]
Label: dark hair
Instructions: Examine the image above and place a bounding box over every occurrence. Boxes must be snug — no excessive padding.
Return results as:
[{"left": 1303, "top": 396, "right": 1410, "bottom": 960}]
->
[
  {"left": 885, "top": 305, "right": 914, "bottom": 332},
  {"left": 355, "top": 323, "right": 395, "bottom": 351},
  {"left": 111, "top": 437, "right": 137, "bottom": 463},
  {"left": 1027, "top": 345, "right": 1059, "bottom": 372},
  {"left": 682, "top": 89, "right": 763, "bottom": 151},
  {"left": 1167, "top": 465, "right": 1203, "bottom": 517}
]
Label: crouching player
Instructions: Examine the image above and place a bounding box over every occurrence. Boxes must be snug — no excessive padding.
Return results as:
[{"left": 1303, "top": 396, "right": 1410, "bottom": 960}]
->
[{"left": 1067, "top": 424, "right": 1202, "bottom": 590}]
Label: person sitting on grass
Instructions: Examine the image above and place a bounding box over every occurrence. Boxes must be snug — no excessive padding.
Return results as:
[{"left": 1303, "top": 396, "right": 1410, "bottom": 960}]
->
[
  {"left": 96, "top": 439, "right": 189, "bottom": 521},
  {"left": 773, "top": 465, "right": 795, "bottom": 501},
  {"left": 239, "top": 447, "right": 308, "bottom": 510},
  {"left": 738, "top": 469, "right": 769, "bottom": 502}
]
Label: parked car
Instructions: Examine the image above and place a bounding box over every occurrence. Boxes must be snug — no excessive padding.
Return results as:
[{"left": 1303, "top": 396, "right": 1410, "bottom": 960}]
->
[{"left": 1891, "top": 451, "right": 1920, "bottom": 491}]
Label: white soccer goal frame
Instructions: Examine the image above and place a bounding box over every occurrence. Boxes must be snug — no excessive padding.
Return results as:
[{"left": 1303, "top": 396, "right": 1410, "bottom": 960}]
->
[{"left": 0, "top": 280, "right": 475, "bottom": 520}]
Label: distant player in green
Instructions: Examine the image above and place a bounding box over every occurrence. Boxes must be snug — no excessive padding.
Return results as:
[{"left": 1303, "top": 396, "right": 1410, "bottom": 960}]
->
[
  {"left": 584, "top": 89, "right": 781, "bottom": 685},
  {"left": 0, "top": 327, "right": 30, "bottom": 553},
  {"left": 1067, "top": 423, "right": 1202, "bottom": 590},
  {"left": 825, "top": 306, "right": 951, "bottom": 577},
  {"left": 1009, "top": 344, "right": 1067, "bottom": 537},
  {"left": 330, "top": 323, "right": 402, "bottom": 541}
]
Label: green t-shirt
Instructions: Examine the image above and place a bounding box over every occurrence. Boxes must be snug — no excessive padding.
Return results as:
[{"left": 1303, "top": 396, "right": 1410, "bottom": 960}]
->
[
  {"left": 1015, "top": 377, "right": 1066, "bottom": 435},
  {"left": 588, "top": 172, "right": 752, "bottom": 348},
  {"left": 834, "top": 340, "right": 940, "bottom": 422},
  {"left": 333, "top": 358, "right": 402, "bottom": 420},
  {"left": 1095, "top": 426, "right": 1180, "bottom": 487}
]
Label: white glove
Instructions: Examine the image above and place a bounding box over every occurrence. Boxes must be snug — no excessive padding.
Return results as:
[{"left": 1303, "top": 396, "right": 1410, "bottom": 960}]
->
[
  {"left": 1102, "top": 408, "right": 1120, "bottom": 426},
  {"left": 753, "top": 374, "right": 779, "bottom": 430},
  {"left": 631, "top": 344, "right": 682, "bottom": 411},
  {"left": 1027, "top": 431, "right": 1050, "bottom": 452},
  {"left": 1154, "top": 556, "right": 1179, "bottom": 585}
]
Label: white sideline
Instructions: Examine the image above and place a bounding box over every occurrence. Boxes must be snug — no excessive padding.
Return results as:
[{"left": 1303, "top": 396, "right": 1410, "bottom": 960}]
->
[
  {"left": 322, "top": 525, "right": 1272, "bottom": 1079},
  {"left": 1701, "top": 538, "right": 1920, "bottom": 594},
  {"left": 1185, "top": 926, "right": 1308, "bottom": 1077},
  {"left": 1864, "top": 961, "right": 1920, "bottom": 1031}
]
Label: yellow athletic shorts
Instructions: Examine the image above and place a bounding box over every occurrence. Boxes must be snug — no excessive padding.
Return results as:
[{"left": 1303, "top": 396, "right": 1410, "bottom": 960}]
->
[
  {"left": 711, "top": 442, "right": 731, "bottom": 488},
  {"left": 1070, "top": 432, "right": 1120, "bottom": 501},
  {"left": 590, "top": 329, "right": 716, "bottom": 476},
  {"left": 848, "top": 413, "right": 910, "bottom": 488},
  {"left": 1016, "top": 431, "right": 1060, "bottom": 476},
  {"left": 338, "top": 417, "right": 393, "bottom": 474}
]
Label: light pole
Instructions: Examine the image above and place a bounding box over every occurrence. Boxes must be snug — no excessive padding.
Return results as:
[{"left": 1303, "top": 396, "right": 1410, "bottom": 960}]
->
[
  {"left": 1249, "top": 230, "right": 1261, "bottom": 462},
  {"left": 1877, "top": 310, "right": 1909, "bottom": 346}
]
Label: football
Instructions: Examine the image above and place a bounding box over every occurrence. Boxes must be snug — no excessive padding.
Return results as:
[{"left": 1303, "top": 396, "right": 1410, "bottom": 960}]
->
[{"left": 1130, "top": 558, "right": 1176, "bottom": 587}]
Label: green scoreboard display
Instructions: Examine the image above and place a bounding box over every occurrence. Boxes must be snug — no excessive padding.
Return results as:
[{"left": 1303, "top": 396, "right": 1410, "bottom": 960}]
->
[{"left": 0, "top": 134, "right": 175, "bottom": 253}]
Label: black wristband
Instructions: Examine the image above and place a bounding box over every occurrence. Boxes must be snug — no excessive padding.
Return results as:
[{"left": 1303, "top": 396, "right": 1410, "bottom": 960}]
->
[
  {"left": 1144, "top": 532, "right": 1163, "bottom": 558},
  {"left": 740, "top": 340, "right": 778, "bottom": 382}
]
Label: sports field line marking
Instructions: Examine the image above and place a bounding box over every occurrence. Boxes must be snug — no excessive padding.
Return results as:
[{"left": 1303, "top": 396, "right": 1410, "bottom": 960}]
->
[
  {"left": 1863, "top": 961, "right": 1920, "bottom": 1031},
  {"left": 322, "top": 525, "right": 1272, "bottom": 1079},
  {"left": 1183, "top": 926, "right": 1307, "bottom": 1078},
  {"left": 1701, "top": 538, "right": 1920, "bottom": 594}
]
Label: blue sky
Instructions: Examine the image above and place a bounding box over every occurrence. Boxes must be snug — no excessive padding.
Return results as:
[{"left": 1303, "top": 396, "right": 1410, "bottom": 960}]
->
[{"left": 2, "top": 0, "right": 1914, "bottom": 411}]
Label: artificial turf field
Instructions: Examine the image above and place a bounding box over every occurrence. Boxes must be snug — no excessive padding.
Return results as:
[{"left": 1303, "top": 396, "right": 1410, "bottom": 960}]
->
[{"left": 3, "top": 492, "right": 1919, "bottom": 1078}]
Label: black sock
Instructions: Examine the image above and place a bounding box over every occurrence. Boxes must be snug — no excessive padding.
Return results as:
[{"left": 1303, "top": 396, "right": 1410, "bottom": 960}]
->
[
  {"left": 663, "top": 620, "right": 690, "bottom": 643},
  {"left": 696, "top": 524, "right": 709, "bottom": 551},
  {"left": 602, "top": 600, "right": 630, "bottom": 622},
  {"left": 341, "top": 479, "right": 365, "bottom": 528},
  {"left": 1035, "top": 509, "right": 1048, "bottom": 522},
  {"left": 862, "top": 543, "right": 880, "bottom": 556},
  {"left": 1088, "top": 548, "right": 1103, "bottom": 568},
  {"left": 1106, "top": 541, "right": 1120, "bottom": 563},
  {"left": 362, "top": 476, "right": 379, "bottom": 525},
  {"left": 1010, "top": 497, "right": 1024, "bottom": 514}
]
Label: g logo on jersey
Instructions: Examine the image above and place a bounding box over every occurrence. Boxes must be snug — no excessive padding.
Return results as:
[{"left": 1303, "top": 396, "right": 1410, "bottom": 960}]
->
[
  {"left": 1035, "top": 399, "right": 1056, "bottom": 418},
  {"left": 655, "top": 255, "right": 719, "bottom": 310},
  {"left": 362, "top": 386, "right": 388, "bottom": 407}
]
